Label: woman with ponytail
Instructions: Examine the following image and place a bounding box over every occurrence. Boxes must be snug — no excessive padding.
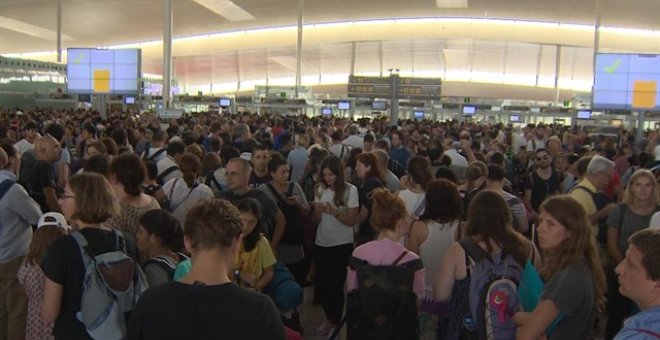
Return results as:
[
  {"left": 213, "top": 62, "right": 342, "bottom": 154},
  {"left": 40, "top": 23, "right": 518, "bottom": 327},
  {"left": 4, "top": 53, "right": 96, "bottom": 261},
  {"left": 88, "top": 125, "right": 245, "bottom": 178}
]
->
[
  {"left": 161, "top": 153, "right": 213, "bottom": 227},
  {"left": 397, "top": 155, "right": 434, "bottom": 218},
  {"left": 136, "top": 209, "right": 187, "bottom": 286}
]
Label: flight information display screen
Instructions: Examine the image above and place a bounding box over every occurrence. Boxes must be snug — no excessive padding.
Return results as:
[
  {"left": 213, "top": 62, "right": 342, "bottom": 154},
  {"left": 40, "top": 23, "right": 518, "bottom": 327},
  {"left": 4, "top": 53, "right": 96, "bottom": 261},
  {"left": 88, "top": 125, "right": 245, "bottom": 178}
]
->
[
  {"left": 593, "top": 54, "right": 660, "bottom": 110},
  {"left": 67, "top": 48, "right": 141, "bottom": 94}
]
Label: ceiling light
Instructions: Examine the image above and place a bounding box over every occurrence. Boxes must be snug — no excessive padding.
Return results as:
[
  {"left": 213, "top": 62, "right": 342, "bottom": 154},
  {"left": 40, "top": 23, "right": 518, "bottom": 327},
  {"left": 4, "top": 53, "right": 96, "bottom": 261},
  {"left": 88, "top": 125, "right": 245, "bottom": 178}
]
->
[
  {"left": 193, "top": 0, "right": 255, "bottom": 22},
  {"left": 0, "top": 16, "right": 74, "bottom": 41},
  {"left": 436, "top": 0, "right": 468, "bottom": 9}
]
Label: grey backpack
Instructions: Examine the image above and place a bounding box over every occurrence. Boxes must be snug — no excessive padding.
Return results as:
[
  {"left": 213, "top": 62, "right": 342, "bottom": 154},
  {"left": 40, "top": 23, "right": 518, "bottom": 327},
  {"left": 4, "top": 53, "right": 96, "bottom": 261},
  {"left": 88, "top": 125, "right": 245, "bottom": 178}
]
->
[{"left": 71, "top": 230, "right": 149, "bottom": 340}]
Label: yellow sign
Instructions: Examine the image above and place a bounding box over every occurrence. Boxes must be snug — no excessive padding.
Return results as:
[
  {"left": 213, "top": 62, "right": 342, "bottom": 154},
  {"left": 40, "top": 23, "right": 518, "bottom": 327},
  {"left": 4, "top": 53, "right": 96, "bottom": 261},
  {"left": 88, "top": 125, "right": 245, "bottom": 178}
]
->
[
  {"left": 632, "top": 81, "right": 657, "bottom": 109},
  {"left": 93, "top": 69, "right": 110, "bottom": 93}
]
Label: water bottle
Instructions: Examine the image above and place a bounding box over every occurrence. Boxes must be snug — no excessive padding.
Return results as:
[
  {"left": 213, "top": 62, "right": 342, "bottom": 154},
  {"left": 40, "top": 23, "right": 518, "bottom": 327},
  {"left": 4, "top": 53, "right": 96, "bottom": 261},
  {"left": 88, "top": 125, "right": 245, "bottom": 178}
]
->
[{"left": 463, "top": 316, "right": 476, "bottom": 331}]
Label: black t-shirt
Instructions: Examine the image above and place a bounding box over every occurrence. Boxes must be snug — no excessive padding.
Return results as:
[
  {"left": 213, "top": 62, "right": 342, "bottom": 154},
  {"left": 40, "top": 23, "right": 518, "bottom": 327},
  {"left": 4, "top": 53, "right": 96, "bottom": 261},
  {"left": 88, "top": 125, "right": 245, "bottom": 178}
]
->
[
  {"left": 125, "top": 281, "right": 285, "bottom": 340},
  {"left": 27, "top": 160, "right": 59, "bottom": 213},
  {"left": 525, "top": 170, "right": 561, "bottom": 212},
  {"left": 218, "top": 189, "right": 279, "bottom": 238},
  {"left": 41, "top": 228, "right": 140, "bottom": 340},
  {"left": 248, "top": 171, "right": 272, "bottom": 190},
  {"left": 357, "top": 177, "right": 384, "bottom": 243}
]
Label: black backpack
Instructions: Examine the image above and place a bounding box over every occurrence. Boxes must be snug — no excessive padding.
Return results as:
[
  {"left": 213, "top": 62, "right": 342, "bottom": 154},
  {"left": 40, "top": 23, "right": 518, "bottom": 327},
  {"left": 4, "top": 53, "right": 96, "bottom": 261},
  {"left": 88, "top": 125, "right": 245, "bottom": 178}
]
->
[
  {"left": 331, "top": 251, "right": 423, "bottom": 340},
  {"left": 18, "top": 149, "right": 36, "bottom": 188},
  {"left": 266, "top": 183, "right": 304, "bottom": 245}
]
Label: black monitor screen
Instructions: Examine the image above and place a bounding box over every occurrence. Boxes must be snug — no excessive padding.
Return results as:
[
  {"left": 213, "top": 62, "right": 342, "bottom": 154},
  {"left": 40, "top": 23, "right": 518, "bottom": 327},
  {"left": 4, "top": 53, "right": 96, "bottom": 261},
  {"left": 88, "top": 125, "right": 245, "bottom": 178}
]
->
[
  {"left": 463, "top": 105, "right": 476, "bottom": 115},
  {"left": 510, "top": 115, "right": 520, "bottom": 122},
  {"left": 322, "top": 108, "right": 332, "bottom": 115},
  {"left": 124, "top": 96, "right": 135, "bottom": 104},
  {"left": 414, "top": 111, "right": 424, "bottom": 118},
  {"left": 219, "top": 98, "right": 231, "bottom": 107}
]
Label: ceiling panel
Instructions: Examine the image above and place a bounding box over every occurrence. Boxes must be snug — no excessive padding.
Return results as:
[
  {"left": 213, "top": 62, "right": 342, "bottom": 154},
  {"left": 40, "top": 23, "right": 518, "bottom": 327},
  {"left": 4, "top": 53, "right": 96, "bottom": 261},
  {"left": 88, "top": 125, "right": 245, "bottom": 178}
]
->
[{"left": 1, "top": 0, "right": 658, "bottom": 54}]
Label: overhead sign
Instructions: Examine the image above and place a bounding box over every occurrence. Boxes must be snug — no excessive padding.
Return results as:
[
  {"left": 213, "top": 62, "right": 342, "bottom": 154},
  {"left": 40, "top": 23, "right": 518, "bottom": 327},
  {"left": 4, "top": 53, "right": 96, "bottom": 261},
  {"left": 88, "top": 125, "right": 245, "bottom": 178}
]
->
[{"left": 348, "top": 75, "right": 442, "bottom": 99}]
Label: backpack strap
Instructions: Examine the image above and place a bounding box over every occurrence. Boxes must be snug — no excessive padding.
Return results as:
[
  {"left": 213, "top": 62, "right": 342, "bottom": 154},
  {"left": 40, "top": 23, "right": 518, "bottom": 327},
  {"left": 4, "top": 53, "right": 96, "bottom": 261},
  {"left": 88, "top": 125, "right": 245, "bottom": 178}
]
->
[
  {"left": 147, "top": 148, "right": 166, "bottom": 161},
  {"left": 158, "top": 165, "right": 179, "bottom": 184},
  {"left": 114, "top": 229, "right": 127, "bottom": 253},
  {"left": 633, "top": 329, "right": 660, "bottom": 338},
  {"left": 170, "top": 180, "right": 199, "bottom": 212},
  {"left": 348, "top": 256, "right": 369, "bottom": 271},
  {"left": 399, "top": 258, "right": 424, "bottom": 272},
  {"left": 71, "top": 231, "right": 93, "bottom": 268},
  {"left": 267, "top": 183, "right": 286, "bottom": 205},
  {"left": 392, "top": 250, "right": 409, "bottom": 266},
  {"left": 205, "top": 172, "right": 223, "bottom": 193},
  {"left": 459, "top": 238, "right": 489, "bottom": 277},
  {"left": 0, "top": 179, "right": 15, "bottom": 203}
]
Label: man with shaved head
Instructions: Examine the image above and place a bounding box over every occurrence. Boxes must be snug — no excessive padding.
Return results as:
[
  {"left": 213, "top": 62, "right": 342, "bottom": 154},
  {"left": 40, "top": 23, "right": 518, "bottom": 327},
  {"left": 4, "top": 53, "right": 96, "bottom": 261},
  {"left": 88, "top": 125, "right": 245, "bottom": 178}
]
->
[{"left": 25, "top": 136, "right": 62, "bottom": 213}]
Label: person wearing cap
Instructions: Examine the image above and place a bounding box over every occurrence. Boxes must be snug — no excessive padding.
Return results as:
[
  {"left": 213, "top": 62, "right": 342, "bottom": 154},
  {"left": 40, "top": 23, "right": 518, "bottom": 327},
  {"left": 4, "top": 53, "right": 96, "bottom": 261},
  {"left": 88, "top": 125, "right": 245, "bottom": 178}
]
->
[
  {"left": 17, "top": 213, "right": 69, "bottom": 340},
  {"left": 15, "top": 121, "right": 39, "bottom": 157},
  {"left": 0, "top": 141, "right": 43, "bottom": 340}
]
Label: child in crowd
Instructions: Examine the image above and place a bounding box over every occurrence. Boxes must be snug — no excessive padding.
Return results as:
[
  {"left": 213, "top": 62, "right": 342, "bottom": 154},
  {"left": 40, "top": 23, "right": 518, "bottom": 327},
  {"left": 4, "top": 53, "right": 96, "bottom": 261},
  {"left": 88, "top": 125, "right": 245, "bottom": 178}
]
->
[
  {"left": 136, "top": 209, "right": 187, "bottom": 287},
  {"left": 234, "top": 198, "right": 276, "bottom": 291},
  {"left": 17, "top": 213, "right": 69, "bottom": 340}
]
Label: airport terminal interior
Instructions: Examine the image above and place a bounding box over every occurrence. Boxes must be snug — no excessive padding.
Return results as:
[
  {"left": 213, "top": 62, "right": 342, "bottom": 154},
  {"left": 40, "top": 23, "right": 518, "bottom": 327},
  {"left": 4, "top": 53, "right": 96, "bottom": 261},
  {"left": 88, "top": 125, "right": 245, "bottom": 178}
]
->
[{"left": 0, "top": 0, "right": 660, "bottom": 339}]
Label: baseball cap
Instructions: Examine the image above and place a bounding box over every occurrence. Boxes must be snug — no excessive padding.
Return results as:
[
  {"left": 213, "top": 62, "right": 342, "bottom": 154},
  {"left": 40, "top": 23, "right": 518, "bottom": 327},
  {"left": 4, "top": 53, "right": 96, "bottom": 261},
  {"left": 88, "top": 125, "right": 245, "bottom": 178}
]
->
[{"left": 37, "top": 212, "right": 70, "bottom": 230}]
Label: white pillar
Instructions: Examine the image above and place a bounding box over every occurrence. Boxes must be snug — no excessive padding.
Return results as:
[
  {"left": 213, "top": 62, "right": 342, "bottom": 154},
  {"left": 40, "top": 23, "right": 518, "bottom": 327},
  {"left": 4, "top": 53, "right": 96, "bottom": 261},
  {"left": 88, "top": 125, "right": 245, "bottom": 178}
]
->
[
  {"left": 294, "top": 0, "right": 304, "bottom": 98},
  {"left": 163, "top": 0, "right": 173, "bottom": 109},
  {"left": 57, "top": 0, "right": 62, "bottom": 62}
]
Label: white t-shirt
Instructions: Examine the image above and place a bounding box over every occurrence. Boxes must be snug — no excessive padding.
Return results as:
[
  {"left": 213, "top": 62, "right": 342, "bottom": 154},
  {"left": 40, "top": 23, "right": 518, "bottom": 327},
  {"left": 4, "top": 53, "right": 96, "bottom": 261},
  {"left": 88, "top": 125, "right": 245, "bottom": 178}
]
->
[
  {"left": 15, "top": 139, "right": 33, "bottom": 156},
  {"left": 649, "top": 211, "right": 660, "bottom": 229},
  {"left": 314, "top": 184, "right": 359, "bottom": 247},
  {"left": 162, "top": 178, "right": 214, "bottom": 227}
]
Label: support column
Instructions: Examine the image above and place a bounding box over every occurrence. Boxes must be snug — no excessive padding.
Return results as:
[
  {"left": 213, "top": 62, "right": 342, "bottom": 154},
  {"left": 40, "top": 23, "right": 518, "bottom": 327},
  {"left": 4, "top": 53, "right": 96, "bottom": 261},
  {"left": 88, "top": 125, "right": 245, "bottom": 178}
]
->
[
  {"left": 57, "top": 0, "right": 62, "bottom": 62},
  {"left": 350, "top": 41, "right": 356, "bottom": 75},
  {"left": 590, "top": 0, "right": 601, "bottom": 113},
  {"left": 163, "top": 0, "right": 173, "bottom": 109},
  {"left": 379, "top": 41, "right": 384, "bottom": 77},
  {"left": 637, "top": 111, "right": 645, "bottom": 144},
  {"left": 295, "top": 0, "right": 304, "bottom": 98},
  {"left": 554, "top": 45, "right": 562, "bottom": 106},
  {"left": 390, "top": 72, "right": 399, "bottom": 127}
]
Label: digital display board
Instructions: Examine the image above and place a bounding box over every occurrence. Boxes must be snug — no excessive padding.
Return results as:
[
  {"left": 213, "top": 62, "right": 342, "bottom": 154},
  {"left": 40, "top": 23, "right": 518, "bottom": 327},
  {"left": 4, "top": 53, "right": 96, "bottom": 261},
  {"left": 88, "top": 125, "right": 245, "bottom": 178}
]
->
[
  {"left": 593, "top": 54, "right": 660, "bottom": 110},
  {"left": 322, "top": 107, "right": 332, "bottom": 116},
  {"left": 372, "top": 100, "right": 387, "bottom": 110},
  {"left": 338, "top": 101, "right": 351, "bottom": 110},
  {"left": 463, "top": 105, "right": 476, "bottom": 115},
  {"left": 219, "top": 98, "right": 231, "bottom": 107},
  {"left": 67, "top": 48, "right": 141, "bottom": 94},
  {"left": 577, "top": 110, "right": 592, "bottom": 119}
]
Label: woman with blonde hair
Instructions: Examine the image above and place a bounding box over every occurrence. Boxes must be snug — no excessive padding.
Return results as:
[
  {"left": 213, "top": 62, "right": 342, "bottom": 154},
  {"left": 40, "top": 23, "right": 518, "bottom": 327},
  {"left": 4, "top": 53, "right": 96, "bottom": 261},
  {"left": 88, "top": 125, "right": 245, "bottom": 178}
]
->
[
  {"left": 41, "top": 173, "right": 141, "bottom": 339},
  {"left": 604, "top": 169, "right": 658, "bottom": 338},
  {"left": 514, "top": 195, "right": 606, "bottom": 339}
]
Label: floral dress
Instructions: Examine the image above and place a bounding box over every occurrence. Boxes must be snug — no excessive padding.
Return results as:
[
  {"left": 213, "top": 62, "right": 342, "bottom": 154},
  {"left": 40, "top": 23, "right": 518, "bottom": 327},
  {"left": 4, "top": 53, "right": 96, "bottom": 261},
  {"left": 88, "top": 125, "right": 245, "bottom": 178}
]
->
[{"left": 17, "top": 261, "right": 55, "bottom": 340}]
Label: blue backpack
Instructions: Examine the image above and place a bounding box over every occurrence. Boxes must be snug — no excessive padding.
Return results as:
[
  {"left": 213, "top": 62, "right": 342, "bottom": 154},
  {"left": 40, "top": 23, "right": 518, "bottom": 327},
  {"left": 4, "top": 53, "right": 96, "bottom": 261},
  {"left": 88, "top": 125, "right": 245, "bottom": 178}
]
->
[
  {"left": 460, "top": 239, "right": 523, "bottom": 340},
  {"left": 263, "top": 262, "right": 303, "bottom": 313},
  {"left": 71, "top": 230, "right": 149, "bottom": 339}
]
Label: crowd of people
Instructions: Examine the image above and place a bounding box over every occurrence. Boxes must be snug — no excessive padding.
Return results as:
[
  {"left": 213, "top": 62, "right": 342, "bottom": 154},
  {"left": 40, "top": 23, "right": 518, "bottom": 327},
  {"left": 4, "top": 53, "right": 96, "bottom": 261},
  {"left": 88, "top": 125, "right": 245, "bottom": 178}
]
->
[{"left": 0, "top": 106, "right": 658, "bottom": 340}]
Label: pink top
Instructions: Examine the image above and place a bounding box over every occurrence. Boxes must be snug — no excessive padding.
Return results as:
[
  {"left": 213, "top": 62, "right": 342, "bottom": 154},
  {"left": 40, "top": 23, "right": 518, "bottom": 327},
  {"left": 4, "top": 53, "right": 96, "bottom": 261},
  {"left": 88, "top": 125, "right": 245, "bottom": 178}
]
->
[
  {"left": 17, "top": 261, "right": 55, "bottom": 340},
  {"left": 346, "top": 238, "right": 425, "bottom": 299}
]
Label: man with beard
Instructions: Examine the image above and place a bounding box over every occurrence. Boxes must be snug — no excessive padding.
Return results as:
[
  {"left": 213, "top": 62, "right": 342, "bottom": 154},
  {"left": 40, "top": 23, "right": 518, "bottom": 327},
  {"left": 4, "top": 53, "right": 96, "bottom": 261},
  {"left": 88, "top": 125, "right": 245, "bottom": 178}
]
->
[{"left": 524, "top": 148, "right": 561, "bottom": 222}]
